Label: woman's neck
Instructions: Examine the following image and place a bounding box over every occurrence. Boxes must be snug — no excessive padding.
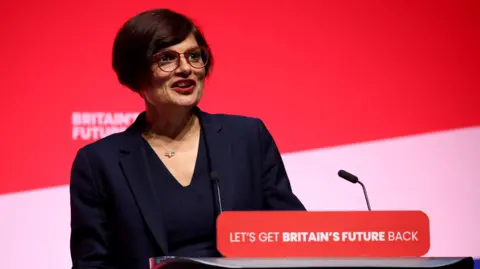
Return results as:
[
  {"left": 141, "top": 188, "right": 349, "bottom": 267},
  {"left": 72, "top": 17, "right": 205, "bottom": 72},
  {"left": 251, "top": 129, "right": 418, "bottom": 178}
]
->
[{"left": 145, "top": 105, "right": 198, "bottom": 140}]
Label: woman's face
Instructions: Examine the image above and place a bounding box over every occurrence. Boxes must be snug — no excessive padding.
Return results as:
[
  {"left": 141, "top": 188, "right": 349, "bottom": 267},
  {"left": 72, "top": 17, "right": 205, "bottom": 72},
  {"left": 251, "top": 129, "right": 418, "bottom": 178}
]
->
[{"left": 142, "top": 33, "right": 207, "bottom": 109}]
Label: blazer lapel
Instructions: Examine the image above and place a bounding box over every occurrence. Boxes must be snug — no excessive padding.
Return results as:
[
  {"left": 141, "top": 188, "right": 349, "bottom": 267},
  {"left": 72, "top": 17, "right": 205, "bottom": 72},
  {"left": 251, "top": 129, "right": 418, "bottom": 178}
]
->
[
  {"left": 118, "top": 113, "right": 169, "bottom": 254},
  {"left": 197, "top": 108, "right": 236, "bottom": 212},
  {"left": 116, "top": 108, "right": 236, "bottom": 256}
]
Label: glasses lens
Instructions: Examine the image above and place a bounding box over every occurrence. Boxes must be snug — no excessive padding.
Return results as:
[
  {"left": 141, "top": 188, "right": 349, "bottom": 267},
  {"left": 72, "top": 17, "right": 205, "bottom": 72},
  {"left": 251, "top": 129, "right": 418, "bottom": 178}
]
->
[
  {"left": 156, "top": 51, "right": 179, "bottom": 72},
  {"left": 187, "top": 47, "right": 209, "bottom": 69}
]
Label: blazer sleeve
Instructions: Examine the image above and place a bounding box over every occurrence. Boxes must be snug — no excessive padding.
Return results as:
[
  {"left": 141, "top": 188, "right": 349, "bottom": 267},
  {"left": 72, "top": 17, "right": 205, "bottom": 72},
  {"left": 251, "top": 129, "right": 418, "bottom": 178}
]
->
[
  {"left": 70, "top": 148, "right": 115, "bottom": 269},
  {"left": 257, "top": 119, "right": 307, "bottom": 210}
]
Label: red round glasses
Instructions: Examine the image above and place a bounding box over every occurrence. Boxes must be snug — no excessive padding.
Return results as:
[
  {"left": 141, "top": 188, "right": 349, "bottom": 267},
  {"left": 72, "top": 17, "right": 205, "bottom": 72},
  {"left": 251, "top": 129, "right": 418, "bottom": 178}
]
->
[{"left": 153, "top": 46, "right": 210, "bottom": 72}]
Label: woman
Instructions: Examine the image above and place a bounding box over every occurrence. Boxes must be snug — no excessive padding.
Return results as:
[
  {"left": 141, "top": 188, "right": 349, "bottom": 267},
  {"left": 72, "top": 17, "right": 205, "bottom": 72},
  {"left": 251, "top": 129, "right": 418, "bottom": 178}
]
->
[{"left": 69, "top": 8, "right": 306, "bottom": 269}]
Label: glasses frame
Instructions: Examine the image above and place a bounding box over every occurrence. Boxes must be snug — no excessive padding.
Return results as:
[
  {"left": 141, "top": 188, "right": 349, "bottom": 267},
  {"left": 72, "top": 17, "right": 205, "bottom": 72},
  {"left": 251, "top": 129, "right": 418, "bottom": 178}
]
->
[{"left": 153, "top": 46, "right": 210, "bottom": 72}]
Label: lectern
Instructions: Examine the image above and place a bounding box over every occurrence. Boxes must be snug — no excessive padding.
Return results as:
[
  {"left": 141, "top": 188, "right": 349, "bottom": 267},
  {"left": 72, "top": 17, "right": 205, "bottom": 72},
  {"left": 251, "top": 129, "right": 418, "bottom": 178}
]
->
[
  {"left": 149, "top": 257, "right": 474, "bottom": 269},
  {"left": 150, "top": 211, "right": 474, "bottom": 269}
]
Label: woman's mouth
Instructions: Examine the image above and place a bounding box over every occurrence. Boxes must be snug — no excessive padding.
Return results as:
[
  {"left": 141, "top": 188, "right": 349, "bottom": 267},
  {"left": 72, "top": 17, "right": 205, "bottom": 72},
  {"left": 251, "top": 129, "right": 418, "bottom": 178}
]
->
[{"left": 171, "top": 79, "right": 196, "bottom": 93}]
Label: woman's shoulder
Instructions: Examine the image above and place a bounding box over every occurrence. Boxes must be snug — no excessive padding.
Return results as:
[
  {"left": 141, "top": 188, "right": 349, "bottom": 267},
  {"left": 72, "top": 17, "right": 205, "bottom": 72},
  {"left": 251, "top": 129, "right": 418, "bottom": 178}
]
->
[
  {"left": 200, "top": 111, "right": 276, "bottom": 146},
  {"left": 208, "top": 112, "right": 261, "bottom": 126},
  {"left": 75, "top": 131, "right": 128, "bottom": 160},
  {"left": 199, "top": 107, "right": 266, "bottom": 128}
]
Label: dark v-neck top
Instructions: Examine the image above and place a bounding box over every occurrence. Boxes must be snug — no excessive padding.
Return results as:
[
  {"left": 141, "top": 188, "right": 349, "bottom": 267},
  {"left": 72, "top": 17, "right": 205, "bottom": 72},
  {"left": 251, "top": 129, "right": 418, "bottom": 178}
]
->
[{"left": 141, "top": 128, "right": 220, "bottom": 257}]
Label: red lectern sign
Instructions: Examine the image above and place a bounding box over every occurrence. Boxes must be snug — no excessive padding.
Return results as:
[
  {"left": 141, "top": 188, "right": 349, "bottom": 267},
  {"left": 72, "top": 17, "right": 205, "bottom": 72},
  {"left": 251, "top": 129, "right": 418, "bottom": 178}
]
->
[{"left": 216, "top": 211, "right": 430, "bottom": 257}]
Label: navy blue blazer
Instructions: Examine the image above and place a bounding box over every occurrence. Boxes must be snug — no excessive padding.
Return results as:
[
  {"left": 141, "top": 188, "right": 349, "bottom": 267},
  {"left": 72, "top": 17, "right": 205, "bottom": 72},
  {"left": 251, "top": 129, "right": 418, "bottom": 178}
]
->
[{"left": 69, "top": 107, "right": 306, "bottom": 269}]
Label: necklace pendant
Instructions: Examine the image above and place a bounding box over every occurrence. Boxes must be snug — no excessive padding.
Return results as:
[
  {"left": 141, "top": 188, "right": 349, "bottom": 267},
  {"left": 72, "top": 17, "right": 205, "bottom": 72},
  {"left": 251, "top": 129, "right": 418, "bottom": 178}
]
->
[{"left": 164, "top": 151, "right": 175, "bottom": 158}]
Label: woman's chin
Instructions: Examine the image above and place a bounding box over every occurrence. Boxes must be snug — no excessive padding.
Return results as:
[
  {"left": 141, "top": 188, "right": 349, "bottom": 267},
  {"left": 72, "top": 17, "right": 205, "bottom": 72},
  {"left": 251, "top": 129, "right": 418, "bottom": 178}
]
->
[{"left": 171, "top": 96, "right": 201, "bottom": 107}]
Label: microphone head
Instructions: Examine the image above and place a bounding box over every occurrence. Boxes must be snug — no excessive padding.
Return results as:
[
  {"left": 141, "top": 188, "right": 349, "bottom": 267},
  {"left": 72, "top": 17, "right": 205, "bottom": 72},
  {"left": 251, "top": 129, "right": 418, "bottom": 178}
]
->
[
  {"left": 210, "top": 171, "right": 220, "bottom": 181},
  {"left": 338, "top": 169, "right": 358, "bottom": 184}
]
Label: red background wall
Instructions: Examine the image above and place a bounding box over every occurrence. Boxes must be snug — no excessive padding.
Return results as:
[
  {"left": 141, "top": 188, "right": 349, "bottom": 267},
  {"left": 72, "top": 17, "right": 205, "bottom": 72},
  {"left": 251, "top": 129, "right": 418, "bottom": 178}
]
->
[{"left": 0, "top": 0, "right": 478, "bottom": 194}]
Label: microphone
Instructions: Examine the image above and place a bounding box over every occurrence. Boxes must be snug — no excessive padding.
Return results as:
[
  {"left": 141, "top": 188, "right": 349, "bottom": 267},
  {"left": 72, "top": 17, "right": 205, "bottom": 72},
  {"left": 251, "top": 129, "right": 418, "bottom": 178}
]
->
[
  {"left": 338, "top": 170, "right": 372, "bottom": 211},
  {"left": 210, "top": 171, "right": 223, "bottom": 214}
]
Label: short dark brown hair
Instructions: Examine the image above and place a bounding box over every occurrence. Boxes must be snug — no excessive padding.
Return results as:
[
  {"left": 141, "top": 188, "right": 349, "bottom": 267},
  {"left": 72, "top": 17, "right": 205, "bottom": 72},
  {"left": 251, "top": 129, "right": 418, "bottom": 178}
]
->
[{"left": 112, "top": 9, "right": 213, "bottom": 92}]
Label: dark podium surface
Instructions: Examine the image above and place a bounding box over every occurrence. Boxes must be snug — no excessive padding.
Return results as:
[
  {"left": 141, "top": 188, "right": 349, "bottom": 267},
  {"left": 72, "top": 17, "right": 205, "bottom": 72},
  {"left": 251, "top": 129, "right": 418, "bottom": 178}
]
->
[{"left": 151, "top": 257, "right": 474, "bottom": 269}]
